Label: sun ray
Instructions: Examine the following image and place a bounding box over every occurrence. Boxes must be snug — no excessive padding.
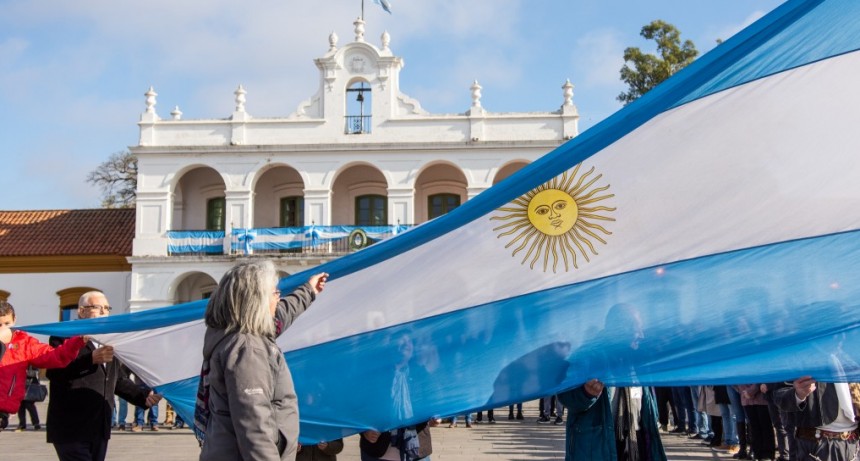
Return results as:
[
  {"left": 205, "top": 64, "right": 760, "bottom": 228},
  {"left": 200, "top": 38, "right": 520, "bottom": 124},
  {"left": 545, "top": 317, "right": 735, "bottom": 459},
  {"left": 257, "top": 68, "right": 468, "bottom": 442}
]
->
[
  {"left": 577, "top": 194, "right": 615, "bottom": 206},
  {"left": 577, "top": 219, "right": 613, "bottom": 236},
  {"left": 566, "top": 232, "right": 590, "bottom": 262},
  {"left": 560, "top": 164, "right": 581, "bottom": 191},
  {"left": 542, "top": 236, "right": 552, "bottom": 272},
  {"left": 572, "top": 227, "right": 598, "bottom": 255},
  {"left": 561, "top": 234, "right": 579, "bottom": 269},
  {"left": 528, "top": 235, "right": 547, "bottom": 269},
  {"left": 492, "top": 207, "right": 529, "bottom": 215},
  {"left": 521, "top": 233, "right": 542, "bottom": 265},
  {"left": 575, "top": 185, "right": 611, "bottom": 201},
  {"left": 490, "top": 215, "right": 527, "bottom": 226},
  {"left": 575, "top": 222, "right": 608, "bottom": 245},
  {"left": 509, "top": 228, "right": 539, "bottom": 255},
  {"left": 578, "top": 205, "right": 616, "bottom": 213},
  {"left": 494, "top": 221, "right": 532, "bottom": 236},
  {"left": 571, "top": 173, "right": 603, "bottom": 197},
  {"left": 579, "top": 212, "right": 616, "bottom": 222},
  {"left": 567, "top": 166, "right": 595, "bottom": 195},
  {"left": 512, "top": 197, "right": 531, "bottom": 208},
  {"left": 550, "top": 239, "right": 561, "bottom": 273},
  {"left": 491, "top": 214, "right": 528, "bottom": 225}
]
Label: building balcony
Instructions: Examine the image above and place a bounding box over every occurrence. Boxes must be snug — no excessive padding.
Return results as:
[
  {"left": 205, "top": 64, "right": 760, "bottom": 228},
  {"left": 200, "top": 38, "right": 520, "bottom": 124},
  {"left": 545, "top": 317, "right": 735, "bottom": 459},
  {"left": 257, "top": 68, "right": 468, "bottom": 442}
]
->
[
  {"left": 344, "top": 115, "right": 371, "bottom": 135},
  {"left": 166, "top": 225, "right": 411, "bottom": 257}
]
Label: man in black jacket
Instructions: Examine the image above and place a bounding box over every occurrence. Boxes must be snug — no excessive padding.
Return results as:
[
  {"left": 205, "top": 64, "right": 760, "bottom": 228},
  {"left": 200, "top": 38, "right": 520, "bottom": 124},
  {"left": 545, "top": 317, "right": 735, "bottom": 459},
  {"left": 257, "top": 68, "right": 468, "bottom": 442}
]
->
[
  {"left": 46, "top": 291, "right": 161, "bottom": 461},
  {"left": 774, "top": 376, "right": 860, "bottom": 461}
]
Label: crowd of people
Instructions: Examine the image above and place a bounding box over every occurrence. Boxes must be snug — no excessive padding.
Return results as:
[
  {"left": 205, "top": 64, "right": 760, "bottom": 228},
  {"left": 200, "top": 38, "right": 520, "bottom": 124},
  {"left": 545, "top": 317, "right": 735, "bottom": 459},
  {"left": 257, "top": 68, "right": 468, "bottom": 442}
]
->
[{"left": 1, "top": 263, "right": 859, "bottom": 461}]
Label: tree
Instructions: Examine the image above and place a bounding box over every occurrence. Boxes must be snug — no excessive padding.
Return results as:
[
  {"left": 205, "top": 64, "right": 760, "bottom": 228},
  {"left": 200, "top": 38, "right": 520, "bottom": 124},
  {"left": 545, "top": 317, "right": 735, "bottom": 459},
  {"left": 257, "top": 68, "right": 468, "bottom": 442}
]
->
[
  {"left": 618, "top": 20, "right": 698, "bottom": 105},
  {"left": 87, "top": 150, "right": 138, "bottom": 208}
]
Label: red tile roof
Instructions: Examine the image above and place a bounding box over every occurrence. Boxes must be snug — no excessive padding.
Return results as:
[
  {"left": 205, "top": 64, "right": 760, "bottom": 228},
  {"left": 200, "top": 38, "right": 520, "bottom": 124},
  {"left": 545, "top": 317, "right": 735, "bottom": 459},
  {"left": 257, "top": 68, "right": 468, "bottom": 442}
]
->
[{"left": 0, "top": 209, "right": 135, "bottom": 257}]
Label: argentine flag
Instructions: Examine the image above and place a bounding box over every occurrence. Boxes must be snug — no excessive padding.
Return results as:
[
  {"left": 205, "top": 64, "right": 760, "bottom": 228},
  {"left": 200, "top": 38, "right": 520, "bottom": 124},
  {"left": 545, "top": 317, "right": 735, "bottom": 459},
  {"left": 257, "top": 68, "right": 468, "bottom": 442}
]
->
[{"left": 25, "top": 0, "right": 860, "bottom": 443}]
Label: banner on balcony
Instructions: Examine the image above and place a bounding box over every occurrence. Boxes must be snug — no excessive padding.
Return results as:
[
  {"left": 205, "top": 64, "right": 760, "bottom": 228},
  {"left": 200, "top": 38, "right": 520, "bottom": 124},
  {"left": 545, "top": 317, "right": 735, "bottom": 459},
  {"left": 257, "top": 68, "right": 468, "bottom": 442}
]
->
[
  {"left": 166, "top": 230, "right": 225, "bottom": 255},
  {"left": 23, "top": 0, "right": 860, "bottom": 445},
  {"left": 230, "top": 225, "right": 409, "bottom": 254}
]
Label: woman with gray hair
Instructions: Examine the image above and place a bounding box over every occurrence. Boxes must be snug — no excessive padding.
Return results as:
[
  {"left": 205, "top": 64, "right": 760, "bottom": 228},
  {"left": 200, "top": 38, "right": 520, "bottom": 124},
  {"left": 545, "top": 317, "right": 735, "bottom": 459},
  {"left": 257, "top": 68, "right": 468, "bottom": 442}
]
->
[{"left": 197, "top": 260, "right": 328, "bottom": 461}]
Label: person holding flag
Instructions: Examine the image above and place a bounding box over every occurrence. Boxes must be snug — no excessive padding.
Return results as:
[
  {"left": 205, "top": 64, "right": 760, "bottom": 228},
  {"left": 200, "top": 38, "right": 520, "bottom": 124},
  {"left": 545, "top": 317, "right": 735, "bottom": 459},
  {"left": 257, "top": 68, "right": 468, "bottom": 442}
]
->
[{"left": 196, "top": 261, "right": 327, "bottom": 461}]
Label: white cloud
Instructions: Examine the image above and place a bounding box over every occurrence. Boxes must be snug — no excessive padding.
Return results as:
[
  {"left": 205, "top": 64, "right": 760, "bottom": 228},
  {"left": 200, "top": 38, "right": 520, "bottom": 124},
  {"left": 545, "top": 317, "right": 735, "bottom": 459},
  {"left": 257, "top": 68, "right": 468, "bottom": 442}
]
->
[{"left": 571, "top": 28, "right": 626, "bottom": 88}]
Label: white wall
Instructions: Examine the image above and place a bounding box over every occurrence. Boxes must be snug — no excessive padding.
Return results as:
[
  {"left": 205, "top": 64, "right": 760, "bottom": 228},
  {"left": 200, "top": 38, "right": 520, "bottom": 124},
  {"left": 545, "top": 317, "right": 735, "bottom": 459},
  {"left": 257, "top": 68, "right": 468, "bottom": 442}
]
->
[{"left": 0, "top": 271, "right": 132, "bottom": 326}]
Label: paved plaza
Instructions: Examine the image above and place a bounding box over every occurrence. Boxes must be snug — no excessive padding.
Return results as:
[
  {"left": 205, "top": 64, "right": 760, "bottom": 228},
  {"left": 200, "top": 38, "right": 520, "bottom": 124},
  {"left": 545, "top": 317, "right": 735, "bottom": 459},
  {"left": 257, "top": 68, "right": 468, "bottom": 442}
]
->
[{"left": 4, "top": 398, "right": 736, "bottom": 460}]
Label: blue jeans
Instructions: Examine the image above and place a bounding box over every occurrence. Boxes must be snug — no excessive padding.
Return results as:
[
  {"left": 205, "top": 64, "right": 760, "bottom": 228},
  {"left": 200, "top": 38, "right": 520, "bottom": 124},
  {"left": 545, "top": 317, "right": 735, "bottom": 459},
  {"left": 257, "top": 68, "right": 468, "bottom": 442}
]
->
[
  {"left": 726, "top": 386, "right": 746, "bottom": 423},
  {"left": 135, "top": 404, "right": 158, "bottom": 427},
  {"left": 689, "top": 387, "right": 711, "bottom": 437},
  {"left": 672, "top": 386, "right": 696, "bottom": 432},
  {"left": 718, "top": 403, "right": 739, "bottom": 444},
  {"left": 114, "top": 398, "right": 128, "bottom": 426}
]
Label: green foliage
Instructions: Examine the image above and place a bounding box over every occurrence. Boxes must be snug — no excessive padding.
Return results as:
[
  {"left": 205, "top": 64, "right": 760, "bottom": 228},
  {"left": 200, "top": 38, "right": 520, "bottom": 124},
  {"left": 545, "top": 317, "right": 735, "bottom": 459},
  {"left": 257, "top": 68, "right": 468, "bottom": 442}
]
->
[
  {"left": 618, "top": 20, "right": 698, "bottom": 105},
  {"left": 87, "top": 150, "right": 138, "bottom": 208}
]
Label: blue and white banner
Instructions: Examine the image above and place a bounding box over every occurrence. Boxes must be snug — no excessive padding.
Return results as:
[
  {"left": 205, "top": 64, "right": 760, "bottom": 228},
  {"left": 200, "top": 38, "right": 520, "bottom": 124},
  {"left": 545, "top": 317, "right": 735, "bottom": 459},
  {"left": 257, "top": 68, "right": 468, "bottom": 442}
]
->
[
  {"left": 24, "top": 0, "right": 860, "bottom": 444},
  {"left": 230, "top": 225, "right": 410, "bottom": 253},
  {"left": 167, "top": 230, "right": 225, "bottom": 255}
]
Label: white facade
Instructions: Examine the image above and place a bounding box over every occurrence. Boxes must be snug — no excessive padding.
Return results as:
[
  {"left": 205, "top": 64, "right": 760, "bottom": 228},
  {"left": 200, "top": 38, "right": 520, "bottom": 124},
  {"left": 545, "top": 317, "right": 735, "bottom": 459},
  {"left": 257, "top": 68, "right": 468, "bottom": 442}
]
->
[{"left": 129, "top": 19, "right": 579, "bottom": 311}]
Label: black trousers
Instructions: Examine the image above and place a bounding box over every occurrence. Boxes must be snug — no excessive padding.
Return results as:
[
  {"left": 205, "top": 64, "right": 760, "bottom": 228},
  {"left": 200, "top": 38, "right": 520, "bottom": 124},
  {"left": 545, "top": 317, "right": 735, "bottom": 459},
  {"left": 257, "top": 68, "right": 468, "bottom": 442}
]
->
[
  {"left": 53, "top": 439, "right": 109, "bottom": 461},
  {"left": 796, "top": 437, "right": 858, "bottom": 461},
  {"left": 747, "top": 405, "right": 775, "bottom": 459},
  {"left": 654, "top": 386, "right": 676, "bottom": 427},
  {"left": 17, "top": 400, "right": 40, "bottom": 427}
]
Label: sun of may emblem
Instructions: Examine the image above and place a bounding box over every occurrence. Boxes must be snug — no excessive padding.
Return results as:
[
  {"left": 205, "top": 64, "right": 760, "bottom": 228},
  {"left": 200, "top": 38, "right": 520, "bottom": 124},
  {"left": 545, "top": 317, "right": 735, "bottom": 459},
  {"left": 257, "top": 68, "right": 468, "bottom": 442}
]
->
[{"left": 490, "top": 164, "right": 616, "bottom": 272}]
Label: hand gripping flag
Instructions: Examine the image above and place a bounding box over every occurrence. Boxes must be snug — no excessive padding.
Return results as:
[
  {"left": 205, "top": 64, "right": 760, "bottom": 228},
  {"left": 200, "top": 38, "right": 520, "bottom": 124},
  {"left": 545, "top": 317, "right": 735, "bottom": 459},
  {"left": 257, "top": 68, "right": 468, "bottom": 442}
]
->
[{"left": 24, "top": 0, "right": 860, "bottom": 444}]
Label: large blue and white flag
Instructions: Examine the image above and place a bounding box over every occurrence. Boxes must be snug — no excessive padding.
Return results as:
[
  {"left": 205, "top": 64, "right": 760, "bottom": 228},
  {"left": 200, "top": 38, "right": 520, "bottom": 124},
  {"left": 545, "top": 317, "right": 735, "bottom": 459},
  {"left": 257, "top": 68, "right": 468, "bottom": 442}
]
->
[{"left": 24, "top": 0, "right": 860, "bottom": 444}]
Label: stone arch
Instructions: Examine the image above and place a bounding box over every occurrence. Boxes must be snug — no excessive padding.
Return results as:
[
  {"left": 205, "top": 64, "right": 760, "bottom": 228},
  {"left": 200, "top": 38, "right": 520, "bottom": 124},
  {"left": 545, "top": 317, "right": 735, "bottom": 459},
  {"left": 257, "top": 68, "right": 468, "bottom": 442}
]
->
[
  {"left": 252, "top": 164, "right": 306, "bottom": 228},
  {"left": 171, "top": 271, "right": 219, "bottom": 304},
  {"left": 172, "top": 166, "right": 227, "bottom": 231},
  {"left": 493, "top": 160, "right": 530, "bottom": 185},
  {"left": 331, "top": 162, "right": 389, "bottom": 225},
  {"left": 414, "top": 161, "right": 468, "bottom": 223}
]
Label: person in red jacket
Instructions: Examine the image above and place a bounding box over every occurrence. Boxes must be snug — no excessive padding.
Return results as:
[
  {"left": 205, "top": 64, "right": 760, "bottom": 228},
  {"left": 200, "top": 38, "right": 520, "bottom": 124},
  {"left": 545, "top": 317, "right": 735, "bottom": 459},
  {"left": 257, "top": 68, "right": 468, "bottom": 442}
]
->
[{"left": 0, "top": 301, "right": 85, "bottom": 430}]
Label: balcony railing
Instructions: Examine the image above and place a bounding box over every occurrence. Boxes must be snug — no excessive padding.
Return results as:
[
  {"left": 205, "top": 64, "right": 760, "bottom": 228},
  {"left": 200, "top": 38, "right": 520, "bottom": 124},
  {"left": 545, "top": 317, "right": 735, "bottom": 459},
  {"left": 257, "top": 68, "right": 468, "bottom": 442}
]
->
[
  {"left": 167, "top": 225, "right": 411, "bottom": 256},
  {"left": 344, "top": 115, "right": 371, "bottom": 134}
]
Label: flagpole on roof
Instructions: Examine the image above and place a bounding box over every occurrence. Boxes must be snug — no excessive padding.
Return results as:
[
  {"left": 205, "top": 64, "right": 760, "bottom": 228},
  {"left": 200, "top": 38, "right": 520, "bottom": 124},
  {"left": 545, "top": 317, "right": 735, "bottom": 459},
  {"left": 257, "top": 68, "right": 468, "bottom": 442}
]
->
[{"left": 361, "top": 0, "right": 364, "bottom": 20}]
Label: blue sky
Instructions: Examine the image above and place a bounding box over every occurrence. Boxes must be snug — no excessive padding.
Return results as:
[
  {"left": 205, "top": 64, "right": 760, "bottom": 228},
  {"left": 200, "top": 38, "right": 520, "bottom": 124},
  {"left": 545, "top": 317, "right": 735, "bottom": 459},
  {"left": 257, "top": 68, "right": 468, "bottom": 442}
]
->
[{"left": 0, "top": 0, "right": 783, "bottom": 210}]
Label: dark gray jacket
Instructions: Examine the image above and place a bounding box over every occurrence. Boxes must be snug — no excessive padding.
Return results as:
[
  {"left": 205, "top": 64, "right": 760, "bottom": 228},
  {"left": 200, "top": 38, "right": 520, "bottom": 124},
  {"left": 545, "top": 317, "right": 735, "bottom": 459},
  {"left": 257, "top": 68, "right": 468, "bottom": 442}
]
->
[
  {"left": 199, "top": 283, "right": 315, "bottom": 461},
  {"left": 773, "top": 382, "right": 841, "bottom": 429}
]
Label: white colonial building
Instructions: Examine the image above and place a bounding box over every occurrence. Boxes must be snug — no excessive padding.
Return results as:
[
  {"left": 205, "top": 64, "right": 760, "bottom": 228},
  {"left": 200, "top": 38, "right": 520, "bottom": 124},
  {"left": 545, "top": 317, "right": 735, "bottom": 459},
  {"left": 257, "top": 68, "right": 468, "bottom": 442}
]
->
[{"left": 129, "top": 18, "right": 579, "bottom": 310}]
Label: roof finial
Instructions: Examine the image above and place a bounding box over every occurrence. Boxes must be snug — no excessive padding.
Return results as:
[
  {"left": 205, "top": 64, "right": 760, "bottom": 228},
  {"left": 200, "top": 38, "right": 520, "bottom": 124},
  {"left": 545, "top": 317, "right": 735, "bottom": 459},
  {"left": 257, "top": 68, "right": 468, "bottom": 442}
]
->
[
  {"left": 354, "top": 17, "right": 366, "bottom": 42},
  {"left": 381, "top": 31, "right": 390, "bottom": 50},
  {"left": 562, "top": 79, "right": 574, "bottom": 106},
  {"left": 144, "top": 86, "right": 158, "bottom": 114},
  {"left": 471, "top": 80, "right": 483, "bottom": 109},
  {"left": 234, "top": 85, "right": 247, "bottom": 113}
]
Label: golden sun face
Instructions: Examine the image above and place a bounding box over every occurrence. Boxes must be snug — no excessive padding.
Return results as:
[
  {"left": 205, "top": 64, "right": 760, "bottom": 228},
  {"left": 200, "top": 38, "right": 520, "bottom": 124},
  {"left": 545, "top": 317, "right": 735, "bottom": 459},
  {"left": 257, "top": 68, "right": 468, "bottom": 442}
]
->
[
  {"left": 528, "top": 189, "right": 578, "bottom": 236},
  {"left": 491, "top": 164, "right": 616, "bottom": 273}
]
